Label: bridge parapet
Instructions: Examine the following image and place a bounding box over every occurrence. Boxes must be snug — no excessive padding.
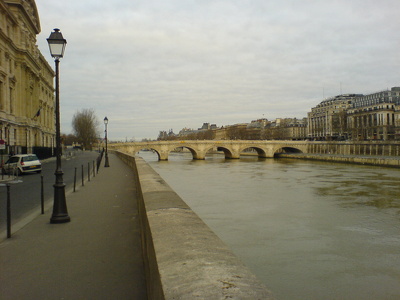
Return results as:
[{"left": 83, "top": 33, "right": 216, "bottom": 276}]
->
[
  {"left": 109, "top": 140, "right": 309, "bottom": 160},
  {"left": 109, "top": 140, "right": 400, "bottom": 161}
]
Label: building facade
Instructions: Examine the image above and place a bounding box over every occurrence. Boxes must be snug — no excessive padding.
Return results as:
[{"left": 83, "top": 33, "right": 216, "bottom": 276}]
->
[
  {"left": 308, "top": 94, "right": 361, "bottom": 140},
  {"left": 308, "top": 88, "right": 400, "bottom": 141},
  {"left": 347, "top": 87, "right": 400, "bottom": 140},
  {"left": 0, "top": 0, "right": 55, "bottom": 157}
]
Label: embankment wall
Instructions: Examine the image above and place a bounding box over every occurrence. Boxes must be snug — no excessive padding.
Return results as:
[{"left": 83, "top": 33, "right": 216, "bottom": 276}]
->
[
  {"left": 278, "top": 153, "right": 400, "bottom": 167},
  {"left": 115, "top": 151, "right": 274, "bottom": 300}
]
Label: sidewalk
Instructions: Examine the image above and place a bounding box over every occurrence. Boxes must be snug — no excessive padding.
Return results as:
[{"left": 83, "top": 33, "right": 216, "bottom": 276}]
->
[{"left": 0, "top": 153, "right": 147, "bottom": 299}]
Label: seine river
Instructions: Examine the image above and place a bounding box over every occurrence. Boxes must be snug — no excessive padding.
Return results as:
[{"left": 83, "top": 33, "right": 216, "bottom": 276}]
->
[{"left": 140, "top": 151, "right": 400, "bottom": 300}]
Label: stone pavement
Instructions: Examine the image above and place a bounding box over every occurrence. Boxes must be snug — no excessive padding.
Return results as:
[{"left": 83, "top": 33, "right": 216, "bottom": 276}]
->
[{"left": 0, "top": 153, "right": 147, "bottom": 299}]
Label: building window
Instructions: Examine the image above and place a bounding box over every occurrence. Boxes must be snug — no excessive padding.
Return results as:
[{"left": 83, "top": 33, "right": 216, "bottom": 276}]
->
[
  {"left": 0, "top": 82, "right": 3, "bottom": 110},
  {"left": 9, "top": 87, "right": 14, "bottom": 114}
]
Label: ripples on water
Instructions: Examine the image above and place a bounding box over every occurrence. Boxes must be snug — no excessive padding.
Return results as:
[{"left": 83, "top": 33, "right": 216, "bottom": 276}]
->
[{"left": 140, "top": 151, "right": 400, "bottom": 300}]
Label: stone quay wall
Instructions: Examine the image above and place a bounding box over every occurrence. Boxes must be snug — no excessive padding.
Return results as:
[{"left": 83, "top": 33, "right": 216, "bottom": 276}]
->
[
  {"left": 305, "top": 141, "right": 400, "bottom": 157},
  {"left": 115, "top": 150, "right": 274, "bottom": 300},
  {"left": 278, "top": 153, "right": 400, "bottom": 167}
]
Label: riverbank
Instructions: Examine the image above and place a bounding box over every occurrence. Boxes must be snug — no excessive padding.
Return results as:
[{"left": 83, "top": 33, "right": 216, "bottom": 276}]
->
[
  {"left": 276, "top": 153, "right": 400, "bottom": 168},
  {"left": 115, "top": 151, "right": 275, "bottom": 299},
  {"left": 141, "top": 150, "right": 400, "bottom": 300}
]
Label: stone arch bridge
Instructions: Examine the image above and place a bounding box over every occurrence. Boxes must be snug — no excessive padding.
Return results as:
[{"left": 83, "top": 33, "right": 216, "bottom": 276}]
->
[{"left": 109, "top": 140, "right": 308, "bottom": 160}]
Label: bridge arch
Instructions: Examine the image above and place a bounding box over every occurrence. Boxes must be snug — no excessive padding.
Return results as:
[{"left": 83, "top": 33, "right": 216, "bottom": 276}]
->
[
  {"left": 137, "top": 147, "right": 163, "bottom": 160},
  {"left": 273, "top": 146, "right": 304, "bottom": 156},
  {"left": 173, "top": 146, "right": 201, "bottom": 160},
  {"left": 240, "top": 146, "right": 268, "bottom": 158},
  {"left": 110, "top": 140, "right": 310, "bottom": 160},
  {"left": 217, "top": 146, "right": 235, "bottom": 159}
]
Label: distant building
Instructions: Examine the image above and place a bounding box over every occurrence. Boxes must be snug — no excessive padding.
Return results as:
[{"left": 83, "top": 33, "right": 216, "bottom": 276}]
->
[
  {"left": 198, "top": 123, "right": 210, "bottom": 130},
  {"left": 396, "top": 105, "right": 400, "bottom": 140},
  {"left": 198, "top": 123, "right": 217, "bottom": 130},
  {"left": 264, "top": 118, "right": 308, "bottom": 140},
  {"left": 158, "top": 87, "right": 400, "bottom": 142},
  {"left": 213, "top": 126, "right": 227, "bottom": 140},
  {"left": 307, "top": 94, "right": 361, "bottom": 140},
  {"left": 347, "top": 87, "right": 400, "bottom": 140},
  {"left": 178, "top": 127, "right": 195, "bottom": 136},
  {"left": 157, "top": 129, "right": 176, "bottom": 140},
  {"left": 0, "top": 0, "right": 55, "bottom": 156},
  {"left": 307, "top": 87, "right": 400, "bottom": 141},
  {"left": 248, "top": 118, "right": 270, "bottom": 128}
]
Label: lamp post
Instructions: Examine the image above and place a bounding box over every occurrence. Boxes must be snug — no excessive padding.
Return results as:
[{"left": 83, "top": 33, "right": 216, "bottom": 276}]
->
[
  {"left": 104, "top": 117, "right": 110, "bottom": 167},
  {"left": 47, "top": 28, "right": 70, "bottom": 223}
]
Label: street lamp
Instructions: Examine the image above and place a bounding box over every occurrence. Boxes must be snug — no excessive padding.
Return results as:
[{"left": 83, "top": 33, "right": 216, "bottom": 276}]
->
[
  {"left": 47, "top": 28, "right": 70, "bottom": 223},
  {"left": 104, "top": 117, "right": 110, "bottom": 167}
]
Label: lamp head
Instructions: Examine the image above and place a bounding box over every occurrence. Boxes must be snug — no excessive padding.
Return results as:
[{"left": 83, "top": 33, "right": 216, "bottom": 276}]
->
[{"left": 47, "top": 28, "right": 67, "bottom": 59}]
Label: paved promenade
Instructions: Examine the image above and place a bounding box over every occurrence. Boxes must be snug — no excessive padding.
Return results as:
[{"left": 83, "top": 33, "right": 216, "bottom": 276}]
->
[{"left": 0, "top": 153, "right": 147, "bottom": 299}]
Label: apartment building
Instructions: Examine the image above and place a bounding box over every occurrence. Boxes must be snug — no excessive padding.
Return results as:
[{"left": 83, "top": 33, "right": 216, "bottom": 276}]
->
[
  {"left": 307, "top": 94, "right": 360, "bottom": 140},
  {"left": 308, "top": 88, "right": 400, "bottom": 141},
  {"left": 347, "top": 87, "right": 400, "bottom": 140},
  {"left": 0, "top": 0, "right": 54, "bottom": 156}
]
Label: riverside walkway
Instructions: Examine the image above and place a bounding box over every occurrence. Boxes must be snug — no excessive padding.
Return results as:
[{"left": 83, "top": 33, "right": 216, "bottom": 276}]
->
[{"left": 0, "top": 153, "right": 147, "bottom": 299}]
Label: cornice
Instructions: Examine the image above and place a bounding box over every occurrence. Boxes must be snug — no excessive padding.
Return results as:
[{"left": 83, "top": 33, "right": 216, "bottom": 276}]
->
[
  {"left": 4, "top": 0, "right": 40, "bottom": 34},
  {"left": 0, "top": 1, "right": 19, "bottom": 25}
]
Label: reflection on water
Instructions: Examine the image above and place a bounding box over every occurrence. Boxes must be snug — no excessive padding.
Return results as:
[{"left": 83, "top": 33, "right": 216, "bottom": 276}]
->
[
  {"left": 140, "top": 151, "right": 400, "bottom": 300},
  {"left": 314, "top": 168, "right": 400, "bottom": 212}
]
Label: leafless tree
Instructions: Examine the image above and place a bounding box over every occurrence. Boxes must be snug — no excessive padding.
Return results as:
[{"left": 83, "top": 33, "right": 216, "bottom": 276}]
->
[
  {"left": 61, "top": 133, "right": 77, "bottom": 146},
  {"left": 226, "top": 127, "right": 248, "bottom": 140},
  {"left": 72, "top": 108, "right": 100, "bottom": 150}
]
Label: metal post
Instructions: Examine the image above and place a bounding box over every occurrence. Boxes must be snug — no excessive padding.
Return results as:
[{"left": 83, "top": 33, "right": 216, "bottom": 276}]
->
[
  {"left": 73, "top": 167, "right": 77, "bottom": 192},
  {"left": 1, "top": 153, "right": 4, "bottom": 179},
  {"left": 50, "top": 58, "right": 70, "bottom": 224},
  {"left": 104, "top": 117, "right": 110, "bottom": 167},
  {"left": 93, "top": 161, "right": 95, "bottom": 177},
  {"left": 7, "top": 184, "right": 11, "bottom": 238},
  {"left": 88, "top": 162, "right": 90, "bottom": 182},
  {"left": 81, "top": 164, "right": 84, "bottom": 186},
  {"left": 41, "top": 175, "right": 44, "bottom": 214}
]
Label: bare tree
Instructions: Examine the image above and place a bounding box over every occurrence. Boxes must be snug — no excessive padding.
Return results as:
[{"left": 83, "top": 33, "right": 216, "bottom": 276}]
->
[
  {"left": 72, "top": 109, "right": 100, "bottom": 150},
  {"left": 226, "top": 127, "right": 248, "bottom": 140},
  {"left": 61, "top": 133, "right": 78, "bottom": 146},
  {"left": 331, "top": 110, "right": 348, "bottom": 139}
]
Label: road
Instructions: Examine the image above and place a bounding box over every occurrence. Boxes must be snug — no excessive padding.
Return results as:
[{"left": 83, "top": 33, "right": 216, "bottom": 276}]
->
[{"left": 0, "top": 150, "right": 100, "bottom": 232}]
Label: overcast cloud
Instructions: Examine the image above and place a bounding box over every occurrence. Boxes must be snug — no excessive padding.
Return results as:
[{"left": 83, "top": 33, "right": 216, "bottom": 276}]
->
[{"left": 35, "top": 0, "right": 400, "bottom": 140}]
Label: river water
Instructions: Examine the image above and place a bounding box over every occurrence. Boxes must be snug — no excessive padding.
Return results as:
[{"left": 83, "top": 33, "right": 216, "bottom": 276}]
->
[{"left": 140, "top": 151, "right": 400, "bottom": 300}]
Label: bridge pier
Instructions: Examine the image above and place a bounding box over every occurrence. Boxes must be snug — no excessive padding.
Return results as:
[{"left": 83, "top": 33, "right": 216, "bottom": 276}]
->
[
  {"left": 260, "top": 148, "right": 275, "bottom": 158},
  {"left": 158, "top": 151, "right": 169, "bottom": 161},
  {"left": 257, "top": 154, "right": 274, "bottom": 158},
  {"left": 193, "top": 156, "right": 206, "bottom": 160},
  {"left": 191, "top": 150, "right": 206, "bottom": 160}
]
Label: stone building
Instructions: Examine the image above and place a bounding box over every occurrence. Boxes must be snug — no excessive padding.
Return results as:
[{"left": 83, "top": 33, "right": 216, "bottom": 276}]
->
[
  {"left": 0, "top": 0, "right": 55, "bottom": 156},
  {"left": 264, "top": 118, "right": 307, "bottom": 140},
  {"left": 396, "top": 104, "right": 400, "bottom": 140},
  {"left": 347, "top": 87, "right": 400, "bottom": 140},
  {"left": 307, "top": 94, "right": 361, "bottom": 140}
]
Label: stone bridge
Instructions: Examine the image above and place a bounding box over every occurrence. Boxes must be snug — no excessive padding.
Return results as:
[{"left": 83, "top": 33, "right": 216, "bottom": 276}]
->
[{"left": 109, "top": 140, "right": 308, "bottom": 160}]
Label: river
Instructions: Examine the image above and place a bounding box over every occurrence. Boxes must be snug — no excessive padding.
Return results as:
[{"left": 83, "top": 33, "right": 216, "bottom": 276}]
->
[{"left": 139, "top": 151, "right": 400, "bottom": 300}]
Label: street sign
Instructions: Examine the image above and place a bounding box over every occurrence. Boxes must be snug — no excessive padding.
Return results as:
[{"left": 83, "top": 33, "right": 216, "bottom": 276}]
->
[{"left": 0, "top": 139, "right": 5, "bottom": 150}]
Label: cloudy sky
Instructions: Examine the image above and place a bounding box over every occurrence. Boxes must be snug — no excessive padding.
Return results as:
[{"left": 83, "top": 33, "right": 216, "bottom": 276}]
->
[{"left": 35, "top": 0, "right": 399, "bottom": 141}]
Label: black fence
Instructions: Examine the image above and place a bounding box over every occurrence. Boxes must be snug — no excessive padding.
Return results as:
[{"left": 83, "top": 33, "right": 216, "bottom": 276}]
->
[{"left": 32, "top": 147, "right": 55, "bottom": 160}]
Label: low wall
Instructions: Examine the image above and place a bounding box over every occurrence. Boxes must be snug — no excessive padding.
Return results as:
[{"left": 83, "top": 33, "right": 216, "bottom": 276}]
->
[
  {"left": 115, "top": 151, "right": 274, "bottom": 300},
  {"left": 278, "top": 153, "right": 400, "bottom": 167}
]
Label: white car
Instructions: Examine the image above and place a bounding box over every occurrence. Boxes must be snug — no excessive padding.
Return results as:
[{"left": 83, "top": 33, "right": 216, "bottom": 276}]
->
[{"left": 3, "top": 154, "right": 42, "bottom": 175}]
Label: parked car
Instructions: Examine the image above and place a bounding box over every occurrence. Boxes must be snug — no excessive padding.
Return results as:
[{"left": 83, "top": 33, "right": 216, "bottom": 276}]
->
[{"left": 3, "top": 154, "right": 42, "bottom": 175}]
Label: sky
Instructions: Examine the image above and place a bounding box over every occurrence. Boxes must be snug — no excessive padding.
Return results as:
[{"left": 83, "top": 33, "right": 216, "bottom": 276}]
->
[{"left": 35, "top": 0, "right": 400, "bottom": 141}]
